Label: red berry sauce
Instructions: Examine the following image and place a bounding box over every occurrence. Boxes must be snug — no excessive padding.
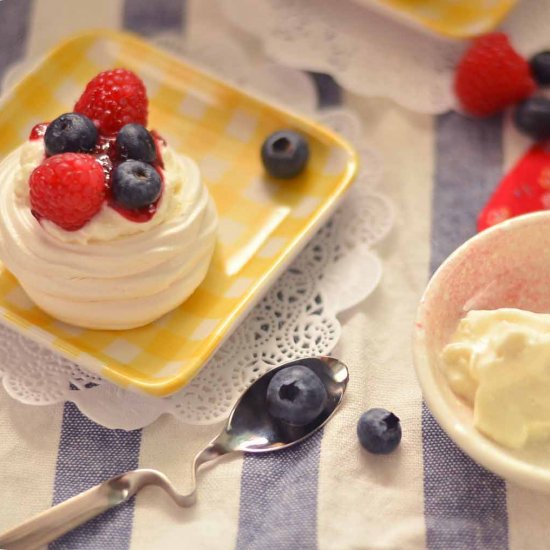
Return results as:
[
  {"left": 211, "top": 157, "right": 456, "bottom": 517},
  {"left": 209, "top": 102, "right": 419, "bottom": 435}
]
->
[
  {"left": 28, "top": 123, "right": 50, "bottom": 224},
  {"left": 109, "top": 197, "right": 163, "bottom": 223},
  {"left": 29, "top": 123, "right": 166, "bottom": 224},
  {"left": 150, "top": 130, "right": 165, "bottom": 169},
  {"left": 29, "top": 122, "right": 48, "bottom": 141},
  {"left": 99, "top": 134, "right": 165, "bottom": 223}
]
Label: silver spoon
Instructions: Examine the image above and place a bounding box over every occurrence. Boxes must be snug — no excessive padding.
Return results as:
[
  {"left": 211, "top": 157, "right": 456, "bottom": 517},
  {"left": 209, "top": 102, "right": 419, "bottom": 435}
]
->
[{"left": 0, "top": 355, "right": 348, "bottom": 550}]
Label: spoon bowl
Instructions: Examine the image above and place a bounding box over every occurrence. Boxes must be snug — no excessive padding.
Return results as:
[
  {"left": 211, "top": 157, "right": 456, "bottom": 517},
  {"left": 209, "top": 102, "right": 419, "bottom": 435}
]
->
[
  {"left": 0, "top": 355, "right": 348, "bottom": 550},
  {"left": 222, "top": 356, "right": 348, "bottom": 453}
]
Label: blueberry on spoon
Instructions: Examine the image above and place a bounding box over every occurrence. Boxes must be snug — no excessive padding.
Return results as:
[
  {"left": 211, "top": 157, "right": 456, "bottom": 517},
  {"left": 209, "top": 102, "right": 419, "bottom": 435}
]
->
[{"left": 266, "top": 365, "right": 327, "bottom": 425}]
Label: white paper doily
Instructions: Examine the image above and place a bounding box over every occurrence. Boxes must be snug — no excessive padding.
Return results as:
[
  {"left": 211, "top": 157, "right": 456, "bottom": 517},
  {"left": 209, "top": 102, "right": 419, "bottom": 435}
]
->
[
  {"left": 215, "top": 0, "right": 550, "bottom": 115},
  {"left": 0, "top": 31, "right": 393, "bottom": 429}
]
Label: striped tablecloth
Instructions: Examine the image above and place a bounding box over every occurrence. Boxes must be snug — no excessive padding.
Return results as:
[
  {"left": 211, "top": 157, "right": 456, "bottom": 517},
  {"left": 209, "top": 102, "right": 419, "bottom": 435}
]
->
[{"left": 0, "top": 1, "right": 546, "bottom": 549}]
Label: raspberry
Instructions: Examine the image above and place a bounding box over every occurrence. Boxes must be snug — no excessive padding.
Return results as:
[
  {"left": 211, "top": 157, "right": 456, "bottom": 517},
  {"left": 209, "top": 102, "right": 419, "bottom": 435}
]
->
[
  {"left": 454, "top": 33, "right": 535, "bottom": 117},
  {"left": 74, "top": 69, "right": 148, "bottom": 135},
  {"left": 30, "top": 153, "right": 106, "bottom": 231}
]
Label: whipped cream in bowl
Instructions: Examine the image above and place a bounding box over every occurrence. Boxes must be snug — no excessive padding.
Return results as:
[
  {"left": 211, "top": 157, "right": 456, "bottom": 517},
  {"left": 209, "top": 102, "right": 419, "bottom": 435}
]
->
[
  {"left": 0, "top": 137, "right": 217, "bottom": 330},
  {"left": 414, "top": 211, "right": 550, "bottom": 493},
  {"left": 442, "top": 308, "right": 550, "bottom": 450}
]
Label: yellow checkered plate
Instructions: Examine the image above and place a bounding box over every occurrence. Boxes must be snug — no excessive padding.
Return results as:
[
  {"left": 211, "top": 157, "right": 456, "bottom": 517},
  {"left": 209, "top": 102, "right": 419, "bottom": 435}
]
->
[
  {"left": 0, "top": 31, "right": 357, "bottom": 397},
  {"left": 357, "top": 0, "right": 517, "bottom": 39}
]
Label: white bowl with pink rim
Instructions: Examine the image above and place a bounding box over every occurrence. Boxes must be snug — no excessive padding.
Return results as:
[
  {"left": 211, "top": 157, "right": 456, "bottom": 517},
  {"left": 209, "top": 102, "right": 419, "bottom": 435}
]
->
[{"left": 414, "top": 211, "right": 550, "bottom": 493}]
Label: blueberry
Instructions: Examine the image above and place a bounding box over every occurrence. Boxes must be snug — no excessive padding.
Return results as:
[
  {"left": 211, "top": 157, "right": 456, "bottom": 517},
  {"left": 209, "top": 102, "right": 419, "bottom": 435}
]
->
[
  {"left": 116, "top": 123, "right": 157, "bottom": 163},
  {"left": 266, "top": 365, "right": 327, "bottom": 425},
  {"left": 514, "top": 98, "right": 550, "bottom": 141},
  {"left": 261, "top": 130, "right": 309, "bottom": 179},
  {"left": 112, "top": 160, "right": 161, "bottom": 210},
  {"left": 530, "top": 51, "right": 550, "bottom": 86},
  {"left": 44, "top": 113, "right": 98, "bottom": 156},
  {"left": 357, "top": 408, "right": 402, "bottom": 454}
]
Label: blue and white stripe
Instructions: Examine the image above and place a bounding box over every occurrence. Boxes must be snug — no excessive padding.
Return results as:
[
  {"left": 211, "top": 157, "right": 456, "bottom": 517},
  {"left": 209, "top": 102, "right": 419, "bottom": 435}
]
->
[
  {"left": 423, "top": 113, "right": 508, "bottom": 550},
  {"left": 3, "top": 1, "right": 550, "bottom": 548}
]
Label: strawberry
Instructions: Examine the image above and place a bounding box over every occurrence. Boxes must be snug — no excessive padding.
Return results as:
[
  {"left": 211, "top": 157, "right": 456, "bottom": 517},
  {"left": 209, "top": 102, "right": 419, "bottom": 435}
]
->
[{"left": 478, "top": 145, "right": 550, "bottom": 232}]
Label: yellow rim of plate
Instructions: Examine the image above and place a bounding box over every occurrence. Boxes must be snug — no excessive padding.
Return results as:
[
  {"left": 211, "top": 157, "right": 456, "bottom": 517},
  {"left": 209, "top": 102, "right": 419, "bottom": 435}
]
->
[{"left": 372, "top": 0, "right": 518, "bottom": 40}]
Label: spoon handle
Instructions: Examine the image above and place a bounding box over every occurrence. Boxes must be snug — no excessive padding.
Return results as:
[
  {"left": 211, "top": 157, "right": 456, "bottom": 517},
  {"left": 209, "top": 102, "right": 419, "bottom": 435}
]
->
[
  {"left": 0, "top": 472, "right": 138, "bottom": 550},
  {"left": 0, "top": 440, "right": 230, "bottom": 550}
]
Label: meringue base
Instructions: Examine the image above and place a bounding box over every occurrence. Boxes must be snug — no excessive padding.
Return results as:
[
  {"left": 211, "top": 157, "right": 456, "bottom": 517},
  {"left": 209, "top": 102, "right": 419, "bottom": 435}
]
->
[
  {"left": 0, "top": 143, "right": 218, "bottom": 330},
  {"left": 22, "top": 238, "right": 215, "bottom": 330}
]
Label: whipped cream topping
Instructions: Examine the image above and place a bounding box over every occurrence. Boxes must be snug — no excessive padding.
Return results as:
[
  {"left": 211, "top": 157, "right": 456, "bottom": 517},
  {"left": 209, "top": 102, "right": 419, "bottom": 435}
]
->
[
  {"left": 442, "top": 308, "right": 550, "bottom": 449},
  {"left": 0, "top": 141, "right": 218, "bottom": 329}
]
